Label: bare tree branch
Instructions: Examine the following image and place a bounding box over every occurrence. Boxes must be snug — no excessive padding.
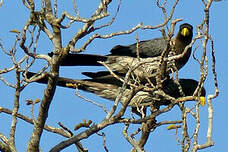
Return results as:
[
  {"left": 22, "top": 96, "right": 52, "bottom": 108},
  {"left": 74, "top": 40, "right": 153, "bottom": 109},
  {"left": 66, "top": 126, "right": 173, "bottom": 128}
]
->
[
  {"left": 123, "top": 124, "right": 144, "bottom": 152},
  {"left": 0, "top": 0, "right": 220, "bottom": 151}
]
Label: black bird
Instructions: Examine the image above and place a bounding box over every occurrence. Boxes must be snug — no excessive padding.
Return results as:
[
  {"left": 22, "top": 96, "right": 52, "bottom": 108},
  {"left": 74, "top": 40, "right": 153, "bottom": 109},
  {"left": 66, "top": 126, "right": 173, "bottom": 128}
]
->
[
  {"left": 26, "top": 71, "right": 205, "bottom": 107},
  {"left": 52, "top": 23, "right": 193, "bottom": 66},
  {"left": 49, "top": 23, "right": 193, "bottom": 82}
]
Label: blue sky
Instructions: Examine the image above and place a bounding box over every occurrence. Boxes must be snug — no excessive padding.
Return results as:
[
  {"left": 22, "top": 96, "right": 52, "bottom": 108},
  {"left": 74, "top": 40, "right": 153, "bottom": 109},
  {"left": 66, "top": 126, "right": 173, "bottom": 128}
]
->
[{"left": 0, "top": 0, "right": 227, "bottom": 151}]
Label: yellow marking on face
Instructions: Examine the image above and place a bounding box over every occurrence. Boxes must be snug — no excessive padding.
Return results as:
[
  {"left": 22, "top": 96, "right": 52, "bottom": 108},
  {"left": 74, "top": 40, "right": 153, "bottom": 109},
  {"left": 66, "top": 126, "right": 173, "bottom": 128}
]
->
[
  {"left": 181, "top": 27, "right": 190, "bottom": 36},
  {"left": 199, "top": 96, "right": 206, "bottom": 106}
]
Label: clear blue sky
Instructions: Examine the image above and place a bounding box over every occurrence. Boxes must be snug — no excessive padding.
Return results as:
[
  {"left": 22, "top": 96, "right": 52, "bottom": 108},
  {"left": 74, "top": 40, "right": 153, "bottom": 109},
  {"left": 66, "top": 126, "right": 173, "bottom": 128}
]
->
[{"left": 0, "top": 0, "right": 227, "bottom": 151}]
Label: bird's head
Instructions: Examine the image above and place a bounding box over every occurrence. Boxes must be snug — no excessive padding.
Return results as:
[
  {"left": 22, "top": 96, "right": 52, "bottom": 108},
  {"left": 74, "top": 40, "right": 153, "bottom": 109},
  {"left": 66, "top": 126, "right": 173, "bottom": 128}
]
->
[
  {"left": 162, "top": 78, "right": 206, "bottom": 106},
  {"left": 179, "top": 78, "right": 206, "bottom": 106},
  {"left": 178, "top": 23, "right": 193, "bottom": 44}
]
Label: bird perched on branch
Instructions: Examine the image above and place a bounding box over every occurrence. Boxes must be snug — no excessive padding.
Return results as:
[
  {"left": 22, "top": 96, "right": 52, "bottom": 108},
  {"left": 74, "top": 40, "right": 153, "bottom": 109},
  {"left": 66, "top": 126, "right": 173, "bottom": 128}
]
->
[
  {"left": 49, "top": 23, "right": 193, "bottom": 83},
  {"left": 26, "top": 71, "right": 205, "bottom": 108}
]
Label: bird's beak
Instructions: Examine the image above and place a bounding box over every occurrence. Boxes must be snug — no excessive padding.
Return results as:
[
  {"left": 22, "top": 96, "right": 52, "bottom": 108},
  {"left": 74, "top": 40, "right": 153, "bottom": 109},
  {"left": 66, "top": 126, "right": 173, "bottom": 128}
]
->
[
  {"left": 181, "top": 27, "right": 190, "bottom": 36},
  {"left": 199, "top": 96, "right": 206, "bottom": 106}
]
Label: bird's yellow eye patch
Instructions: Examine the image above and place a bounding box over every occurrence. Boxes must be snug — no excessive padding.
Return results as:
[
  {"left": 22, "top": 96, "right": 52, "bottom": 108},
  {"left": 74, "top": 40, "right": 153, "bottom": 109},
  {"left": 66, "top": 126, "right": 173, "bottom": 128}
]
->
[
  {"left": 199, "top": 96, "right": 206, "bottom": 106},
  {"left": 181, "top": 27, "right": 190, "bottom": 36}
]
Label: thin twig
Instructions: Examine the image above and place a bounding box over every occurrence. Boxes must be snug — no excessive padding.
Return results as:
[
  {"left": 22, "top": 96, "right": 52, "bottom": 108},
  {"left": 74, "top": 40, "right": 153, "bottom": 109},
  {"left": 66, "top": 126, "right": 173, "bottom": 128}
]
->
[
  {"left": 123, "top": 124, "right": 144, "bottom": 152},
  {"left": 74, "top": 88, "right": 108, "bottom": 114}
]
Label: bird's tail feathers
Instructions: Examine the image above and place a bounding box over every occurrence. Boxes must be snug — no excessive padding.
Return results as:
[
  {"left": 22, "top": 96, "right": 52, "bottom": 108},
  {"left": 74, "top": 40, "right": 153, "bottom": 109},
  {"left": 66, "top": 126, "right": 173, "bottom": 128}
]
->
[
  {"left": 48, "top": 52, "right": 107, "bottom": 66},
  {"left": 25, "top": 72, "right": 118, "bottom": 97}
]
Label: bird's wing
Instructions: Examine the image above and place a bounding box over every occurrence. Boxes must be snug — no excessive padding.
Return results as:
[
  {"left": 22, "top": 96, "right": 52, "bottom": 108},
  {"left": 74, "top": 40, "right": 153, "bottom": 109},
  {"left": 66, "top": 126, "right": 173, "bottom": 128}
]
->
[{"left": 110, "top": 38, "right": 167, "bottom": 58}]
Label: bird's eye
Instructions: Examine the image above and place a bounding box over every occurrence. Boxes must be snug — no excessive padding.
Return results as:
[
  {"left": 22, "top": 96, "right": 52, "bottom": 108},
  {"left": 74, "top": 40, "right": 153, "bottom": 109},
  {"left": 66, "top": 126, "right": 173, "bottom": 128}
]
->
[{"left": 181, "top": 28, "right": 190, "bottom": 36}]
